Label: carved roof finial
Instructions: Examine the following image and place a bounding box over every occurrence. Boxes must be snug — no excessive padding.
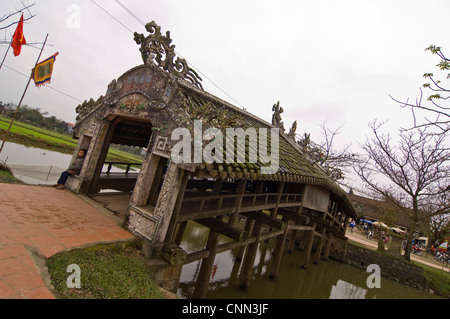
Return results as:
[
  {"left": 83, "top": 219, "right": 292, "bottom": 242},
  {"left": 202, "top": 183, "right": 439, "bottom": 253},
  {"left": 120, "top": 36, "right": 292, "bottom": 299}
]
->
[
  {"left": 134, "top": 21, "right": 203, "bottom": 90},
  {"left": 271, "top": 101, "right": 284, "bottom": 131},
  {"left": 287, "top": 120, "right": 297, "bottom": 140}
]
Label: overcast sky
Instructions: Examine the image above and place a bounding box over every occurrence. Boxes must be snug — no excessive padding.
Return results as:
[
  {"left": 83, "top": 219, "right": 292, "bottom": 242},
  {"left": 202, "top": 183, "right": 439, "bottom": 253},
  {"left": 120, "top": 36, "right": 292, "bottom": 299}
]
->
[{"left": 1, "top": 1, "right": 450, "bottom": 168}]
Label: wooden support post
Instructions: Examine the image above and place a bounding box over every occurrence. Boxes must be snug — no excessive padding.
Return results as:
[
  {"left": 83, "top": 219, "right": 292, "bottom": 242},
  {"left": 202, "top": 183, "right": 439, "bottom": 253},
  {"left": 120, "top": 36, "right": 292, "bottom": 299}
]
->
[
  {"left": 343, "top": 215, "right": 349, "bottom": 232},
  {"left": 212, "top": 178, "right": 223, "bottom": 195},
  {"left": 287, "top": 225, "right": 298, "bottom": 253},
  {"left": 192, "top": 230, "right": 220, "bottom": 299},
  {"left": 301, "top": 222, "right": 316, "bottom": 269},
  {"left": 288, "top": 204, "right": 303, "bottom": 253},
  {"left": 229, "top": 179, "right": 247, "bottom": 226},
  {"left": 235, "top": 217, "right": 254, "bottom": 262},
  {"left": 270, "top": 181, "right": 285, "bottom": 218},
  {"left": 192, "top": 177, "right": 224, "bottom": 299},
  {"left": 298, "top": 230, "right": 307, "bottom": 251},
  {"left": 173, "top": 221, "right": 188, "bottom": 245},
  {"left": 270, "top": 220, "right": 290, "bottom": 280},
  {"left": 313, "top": 228, "right": 326, "bottom": 264},
  {"left": 323, "top": 233, "right": 333, "bottom": 261},
  {"left": 239, "top": 220, "right": 263, "bottom": 291}
]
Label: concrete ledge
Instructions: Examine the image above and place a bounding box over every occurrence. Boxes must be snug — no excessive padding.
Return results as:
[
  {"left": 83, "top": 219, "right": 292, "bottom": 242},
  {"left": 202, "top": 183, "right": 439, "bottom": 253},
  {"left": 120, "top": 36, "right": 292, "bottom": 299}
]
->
[{"left": 66, "top": 175, "right": 91, "bottom": 194}]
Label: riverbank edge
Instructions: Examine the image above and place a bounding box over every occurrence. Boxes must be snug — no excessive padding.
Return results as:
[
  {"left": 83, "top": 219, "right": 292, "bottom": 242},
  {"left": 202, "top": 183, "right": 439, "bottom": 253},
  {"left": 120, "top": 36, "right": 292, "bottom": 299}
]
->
[{"left": 330, "top": 239, "right": 449, "bottom": 298}]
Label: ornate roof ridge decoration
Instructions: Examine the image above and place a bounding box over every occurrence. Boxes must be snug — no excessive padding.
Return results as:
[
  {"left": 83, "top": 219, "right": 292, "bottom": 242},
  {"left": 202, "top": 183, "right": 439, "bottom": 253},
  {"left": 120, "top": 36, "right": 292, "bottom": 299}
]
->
[{"left": 134, "top": 21, "right": 203, "bottom": 90}]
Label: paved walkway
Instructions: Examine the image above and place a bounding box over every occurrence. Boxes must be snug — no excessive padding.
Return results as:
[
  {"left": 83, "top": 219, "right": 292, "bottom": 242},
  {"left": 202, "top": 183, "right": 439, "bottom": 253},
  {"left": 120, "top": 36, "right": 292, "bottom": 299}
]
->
[{"left": 0, "top": 183, "right": 135, "bottom": 299}]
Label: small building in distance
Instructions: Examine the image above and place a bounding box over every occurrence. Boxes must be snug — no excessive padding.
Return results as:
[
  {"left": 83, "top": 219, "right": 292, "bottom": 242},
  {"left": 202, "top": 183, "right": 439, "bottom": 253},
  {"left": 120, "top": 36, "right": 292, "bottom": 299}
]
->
[{"left": 348, "top": 193, "right": 428, "bottom": 236}]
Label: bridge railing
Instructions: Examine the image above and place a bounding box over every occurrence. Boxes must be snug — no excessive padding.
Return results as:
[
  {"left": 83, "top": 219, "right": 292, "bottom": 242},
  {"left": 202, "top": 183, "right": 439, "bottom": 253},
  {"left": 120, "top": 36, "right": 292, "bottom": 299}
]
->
[
  {"left": 102, "top": 161, "right": 142, "bottom": 174},
  {"left": 182, "top": 192, "right": 303, "bottom": 214}
]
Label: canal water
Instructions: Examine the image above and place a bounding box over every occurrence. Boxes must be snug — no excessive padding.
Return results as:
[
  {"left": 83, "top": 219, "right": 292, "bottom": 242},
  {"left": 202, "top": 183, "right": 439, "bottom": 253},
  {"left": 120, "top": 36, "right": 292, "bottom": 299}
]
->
[
  {"left": 0, "top": 141, "right": 72, "bottom": 185},
  {"left": 0, "top": 141, "right": 128, "bottom": 185},
  {"left": 177, "top": 221, "right": 443, "bottom": 299}
]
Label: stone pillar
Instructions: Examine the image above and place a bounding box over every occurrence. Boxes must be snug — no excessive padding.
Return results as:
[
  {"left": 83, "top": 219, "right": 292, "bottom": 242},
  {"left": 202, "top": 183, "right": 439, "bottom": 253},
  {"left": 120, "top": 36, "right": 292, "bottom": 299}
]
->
[
  {"left": 164, "top": 170, "right": 190, "bottom": 244},
  {"left": 388, "top": 233, "right": 405, "bottom": 258},
  {"left": 152, "top": 162, "right": 187, "bottom": 245},
  {"left": 67, "top": 120, "right": 110, "bottom": 194},
  {"left": 128, "top": 162, "right": 188, "bottom": 258}
]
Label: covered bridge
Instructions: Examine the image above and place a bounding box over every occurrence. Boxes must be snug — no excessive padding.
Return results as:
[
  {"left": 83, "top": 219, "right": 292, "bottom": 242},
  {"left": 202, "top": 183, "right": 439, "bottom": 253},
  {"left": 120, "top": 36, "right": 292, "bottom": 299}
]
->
[{"left": 67, "top": 21, "right": 358, "bottom": 297}]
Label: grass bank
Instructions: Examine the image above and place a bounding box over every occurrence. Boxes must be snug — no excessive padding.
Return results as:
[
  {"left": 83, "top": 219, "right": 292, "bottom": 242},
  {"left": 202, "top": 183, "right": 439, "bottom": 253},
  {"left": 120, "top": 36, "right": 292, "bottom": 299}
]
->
[
  {"left": 0, "top": 162, "right": 24, "bottom": 183},
  {"left": 0, "top": 116, "right": 143, "bottom": 164},
  {"left": 46, "top": 241, "right": 165, "bottom": 299},
  {"left": 417, "top": 262, "right": 450, "bottom": 298}
]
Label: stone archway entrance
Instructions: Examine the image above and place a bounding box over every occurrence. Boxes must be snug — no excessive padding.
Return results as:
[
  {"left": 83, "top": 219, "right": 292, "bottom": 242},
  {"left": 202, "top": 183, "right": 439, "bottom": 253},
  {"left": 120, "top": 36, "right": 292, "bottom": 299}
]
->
[{"left": 86, "top": 116, "right": 153, "bottom": 217}]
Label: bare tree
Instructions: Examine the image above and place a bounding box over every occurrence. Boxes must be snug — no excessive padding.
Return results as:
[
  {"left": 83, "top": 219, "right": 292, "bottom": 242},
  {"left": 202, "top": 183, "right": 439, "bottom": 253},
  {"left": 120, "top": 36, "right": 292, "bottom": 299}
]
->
[
  {"left": 297, "top": 122, "right": 360, "bottom": 188},
  {"left": 356, "top": 120, "right": 450, "bottom": 261},
  {"left": 390, "top": 45, "right": 450, "bottom": 135},
  {"left": 429, "top": 213, "right": 450, "bottom": 247},
  {"left": 0, "top": 1, "right": 36, "bottom": 32}
]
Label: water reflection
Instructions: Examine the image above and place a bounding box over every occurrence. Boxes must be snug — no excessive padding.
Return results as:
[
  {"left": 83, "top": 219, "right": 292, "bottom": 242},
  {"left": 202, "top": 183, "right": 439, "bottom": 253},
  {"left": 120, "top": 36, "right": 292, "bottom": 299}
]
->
[{"left": 178, "top": 221, "right": 442, "bottom": 299}]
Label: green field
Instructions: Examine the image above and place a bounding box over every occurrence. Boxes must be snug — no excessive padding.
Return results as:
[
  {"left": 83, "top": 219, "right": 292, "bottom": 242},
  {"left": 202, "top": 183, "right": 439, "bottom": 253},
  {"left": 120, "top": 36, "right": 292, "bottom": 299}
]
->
[{"left": 0, "top": 116, "right": 143, "bottom": 163}]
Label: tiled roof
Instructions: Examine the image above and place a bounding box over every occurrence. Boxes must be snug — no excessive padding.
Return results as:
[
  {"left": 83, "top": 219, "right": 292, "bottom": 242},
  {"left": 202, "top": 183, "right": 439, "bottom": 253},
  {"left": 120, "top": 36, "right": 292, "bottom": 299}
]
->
[{"left": 176, "top": 80, "right": 358, "bottom": 218}]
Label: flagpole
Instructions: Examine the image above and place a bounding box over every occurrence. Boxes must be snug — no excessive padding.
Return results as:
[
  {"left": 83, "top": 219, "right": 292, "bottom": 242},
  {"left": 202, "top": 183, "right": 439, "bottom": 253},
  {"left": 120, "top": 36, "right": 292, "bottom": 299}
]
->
[
  {"left": 0, "top": 38, "right": 13, "bottom": 71},
  {"left": 0, "top": 33, "right": 48, "bottom": 155}
]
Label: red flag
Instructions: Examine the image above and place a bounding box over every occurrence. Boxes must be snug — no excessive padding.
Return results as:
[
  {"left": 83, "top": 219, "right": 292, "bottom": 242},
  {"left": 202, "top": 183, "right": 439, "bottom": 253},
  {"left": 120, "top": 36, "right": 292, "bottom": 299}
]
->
[{"left": 11, "top": 14, "right": 26, "bottom": 56}]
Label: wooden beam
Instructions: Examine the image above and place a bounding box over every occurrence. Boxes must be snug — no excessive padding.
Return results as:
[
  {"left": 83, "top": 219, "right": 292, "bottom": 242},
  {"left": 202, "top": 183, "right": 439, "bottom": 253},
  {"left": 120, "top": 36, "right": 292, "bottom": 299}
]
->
[
  {"left": 183, "top": 228, "right": 285, "bottom": 265},
  {"left": 312, "top": 216, "right": 333, "bottom": 227},
  {"left": 288, "top": 225, "right": 315, "bottom": 231},
  {"left": 195, "top": 218, "right": 247, "bottom": 242},
  {"left": 241, "top": 211, "right": 286, "bottom": 230},
  {"left": 277, "top": 208, "right": 310, "bottom": 224}
]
